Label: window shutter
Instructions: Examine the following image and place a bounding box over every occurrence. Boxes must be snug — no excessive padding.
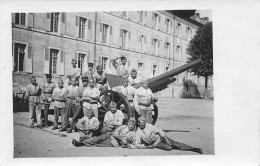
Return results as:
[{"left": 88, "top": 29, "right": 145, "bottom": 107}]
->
[
  {"left": 108, "top": 57, "right": 111, "bottom": 68},
  {"left": 43, "top": 48, "right": 50, "bottom": 74},
  {"left": 58, "top": 50, "right": 65, "bottom": 75},
  {"left": 27, "top": 13, "right": 34, "bottom": 28},
  {"left": 170, "top": 20, "right": 172, "bottom": 27},
  {"left": 88, "top": 20, "right": 92, "bottom": 30},
  {"left": 61, "top": 13, "right": 66, "bottom": 23},
  {"left": 120, "top": 28, "right": 123, "bottom": 37},
  {"left": 159, "top": 15, "right": 161, "bottom": 22},
  {"left": 158, "top": 40, "right": 160, "bottom": 47},
  {"left": 128, "top": 31, "right": 131, "bottom": 40},
  {"left": 74, "top": 52, "right": 78, "bottom": 61},
  {"left": 24, "top": 45, "right": 33, "bottom": 73},
  {"left": 151, "top": 38, "right": 153, "bottom": 46},
  {"left": 152, "top": 13, "right": 154, "bottom": 20},
  {"left": 100, "top": 23, "right": 103, "bottom": 32},
  {"left": 28, "top": 45, "right": 32, "bottom": 58},
  {"left": 165, "top": 18, "right": 167, "bottom": 24},
  {"left": 145, "top": 11, "right": 147, "bottom": 16},
  {"left": 128, "top": 60, "right": 130, "bottom": 67},
  {"left": 75, "top": 16, "right": 79, "bottom": 26},
  {"left": 144, "top": 36, "right": 146, "bottom": 43},
  {"left": 11, "top": 13, "right": 15, "bottom": 24},
  {"left": 110, "top": 25, "right": 112, "bottom": 35},
  {"left": 139, "top": 35, "right": 141, "bottom": 42},
  {"left": 45, "top": 13, "right": 51, "bottom": 31}
]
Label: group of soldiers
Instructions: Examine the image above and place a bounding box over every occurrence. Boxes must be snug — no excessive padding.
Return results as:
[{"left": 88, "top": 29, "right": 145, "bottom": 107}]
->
[{"left": 24, "top": 56, "right": 202, "bottom": 154}]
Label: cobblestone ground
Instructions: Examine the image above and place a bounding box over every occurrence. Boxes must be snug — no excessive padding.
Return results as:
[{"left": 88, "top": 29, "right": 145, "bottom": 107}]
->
[{"left": 13, "top": 97, "right": 214, "bottom": 157}]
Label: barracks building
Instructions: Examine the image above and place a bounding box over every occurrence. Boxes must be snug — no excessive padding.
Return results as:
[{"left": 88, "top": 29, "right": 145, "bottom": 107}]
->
[{"left": 12, "top": 10, "right": 213, "bottom": 98}]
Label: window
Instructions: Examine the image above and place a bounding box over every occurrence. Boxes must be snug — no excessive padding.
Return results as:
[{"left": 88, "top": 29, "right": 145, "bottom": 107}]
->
[
  {"left": 50, "top": 13, "right": 59, "bottom": 32},
  {"left": 122, "top": 29, "right": 128, "bottom": 48},
  {"left": 176, "top": 45, "right": 181, "bottom": 54},
  {"left": 13, "top": 43, "right": 26, "bottom": 71},
  {"left": 15, "top": 13, "right": 26, "bottom": 25},
  {"left": 139, "top": 35, "right": 146, "bottom": 52},
  {"left": 79, "top": 17, "right": 87, "bottom": 38},
  {"left": 78, "top": 53, "right": 86, "bottom": 75},
  {"left": 152, "top": 38, "right": 159, "bottom": 56},
  {"left": 138, "top": 62, "right": 144, "bottom": 70},
  {"left": 49, "top": 49, "right": 59, "bottom": 74},
  {"left": 166, "top": 18, "right": 170, "bottom": 33},
  {"left": 165, "top": 66, "right": 170, "bottom": 73},
  {"left": 152, "top": 65, "right": 159, "bottom": 77},
  {"left": 138, "top": 11, "right": 143, "bottom": 23},
  {"left": 165, "top": 42, "right": 170, "bottom": 58},
  {"left": 101, "top": 57, "right": 108, "bottom": 71},
  {"left": 102, "top": 24, "right": 109, "bottom": 44},
  {"left": 154, "top": 13, "right": 159, "bottom": 29},
  {"left": 176, "top": 23, "right": 182, "bottom": 36}
]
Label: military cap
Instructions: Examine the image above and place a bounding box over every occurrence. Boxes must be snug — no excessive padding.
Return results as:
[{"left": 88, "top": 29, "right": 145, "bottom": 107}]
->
[
  {"left": 121, "top": 77, "right": 129, "bottom": 82},
  {"left": 130, "top": 68, "right": 137, "bottom": 73},
  {"left": 128, "top": 117, "right": 136, "bottom": 125},
  {"left": 121, "top": 55, "right": 126, "bottom": 60},
  {"left": 120, "top": 104, "right": 125, "bottom": 108},
  {"left": 58, "top": 78, "right": 64, "bottom": 83},
  {"left": 110, "top": 102, "right": 117, "bottom": 107},
  {"left": 71, "top": 59, "right": 77, "bottom": 64},
  {"left": 88, "top": 63, "right": 94, "bottom": 67},
  {"left": 30, "top": 75, "right": 36, "bottom": 80},
  {"left": 45, "top": 74, "right": 52, "bottom": 78},
  {"left": 96, "top": 65, "right": 102, "bottom": 70},
  {"left": 138, "top": 116, "right": 146, "bottom": 122}
]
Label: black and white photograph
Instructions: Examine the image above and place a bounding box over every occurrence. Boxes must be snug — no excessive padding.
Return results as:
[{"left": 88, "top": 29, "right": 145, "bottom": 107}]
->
[
  {"left": 12, "top": 10, "right": 214, "bottom": 157},
  {"left": 1, "top": 0, "right": 260, "bottom": 166}
]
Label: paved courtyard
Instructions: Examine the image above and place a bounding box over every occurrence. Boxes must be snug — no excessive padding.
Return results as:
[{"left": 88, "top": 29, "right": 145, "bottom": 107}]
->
[{"left": 13, "top": 97, "right": 214, "bottom": 157}]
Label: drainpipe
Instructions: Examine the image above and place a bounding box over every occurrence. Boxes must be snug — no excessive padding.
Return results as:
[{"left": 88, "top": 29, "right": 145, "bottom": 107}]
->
[
  {"left": 93, "top": 12, "right": 97, "bottom": 71},
  {"left": 172, "top": 15, "right": 176, "bottom": 98}
]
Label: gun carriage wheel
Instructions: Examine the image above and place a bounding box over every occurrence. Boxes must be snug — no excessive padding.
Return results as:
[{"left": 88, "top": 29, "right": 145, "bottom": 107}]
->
[{"left": 151, "top": 104, "right": 158, "bottom": 125}]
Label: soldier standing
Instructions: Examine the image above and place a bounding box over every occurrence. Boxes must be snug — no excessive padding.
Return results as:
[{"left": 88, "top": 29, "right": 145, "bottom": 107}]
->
[
  {"left": 41, "top": 74, "right": 55, "bottom": 128},
  {"left": 67, "top": 78, "right": 88, "bottom": 133},
  {"left": 93, "top": 65, "right": 108, "bottom": 91},
  {"left": 128, "top": 68, "right": 142, "bottom": 86},
  {"left": 133, "top": 80, "right": 155, "bottom": 124},
  {"left": 51, "top": 78, "right": 67, "bottom": 130},
  {"left": 63, "top": 78, "right": 79, "bottom": 132},
  {"left": 68, "top": 59, "right": 81, "bottom": 86},
  {"left": 112, "top": 78, "right": 136, "bottom": 117},
  {"left": 25, "top": 76, "right": 43, "bottom": 128},
  {"left": 111, "top": 56, "right": 129, "bottom": 77},
  {"left": 81, "top": 63, "right": 94, "bottom": 83},
  {"left": 82, "top": 79, "right": 100, "bottom": 118}
]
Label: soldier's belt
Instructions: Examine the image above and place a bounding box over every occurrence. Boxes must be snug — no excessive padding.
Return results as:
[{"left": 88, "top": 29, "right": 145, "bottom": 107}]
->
[
  {"left": 67, "top": 96, "right": 76, "bottom": 99},
  {"left": 43, "top": 92, "right": 53, "bottom": 94},
  {"left": 84, "top": 101, "right": 98, "bottom": 104},
  {"left": 139, "top": 103, "right": 151, "bottom": 107},
  {"left": 29, "top": 94, "right": 39, "bottom": 96}
]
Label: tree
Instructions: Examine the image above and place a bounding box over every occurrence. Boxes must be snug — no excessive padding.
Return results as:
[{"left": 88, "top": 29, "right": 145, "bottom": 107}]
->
[{"left": 187, "top": 21, "right": 213, "bottom": 93}]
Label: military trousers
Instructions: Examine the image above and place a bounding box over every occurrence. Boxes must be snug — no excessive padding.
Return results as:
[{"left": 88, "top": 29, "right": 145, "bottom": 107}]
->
[
  {"left": 29, "top": 102, "right": 42, "bottom": 126},
  {"left": 53, "top": 106, "right": 69, "bottom": 129}
]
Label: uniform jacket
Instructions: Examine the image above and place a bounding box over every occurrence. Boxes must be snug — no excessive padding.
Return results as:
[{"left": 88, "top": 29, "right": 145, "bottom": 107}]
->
[
  {"left": 52, "top": 87, "right": 67, "bottom": 108},
  {"left": 25, "top": 83, "right": 42, "bottom": 103},
  {"left": 104, "top": 110, "right": 124, "bottom": 128}
]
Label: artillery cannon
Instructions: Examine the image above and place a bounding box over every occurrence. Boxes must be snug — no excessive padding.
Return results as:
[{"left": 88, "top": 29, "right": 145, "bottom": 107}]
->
[{"left": 97, "top": 58, "right": 202, "bottom": 125}]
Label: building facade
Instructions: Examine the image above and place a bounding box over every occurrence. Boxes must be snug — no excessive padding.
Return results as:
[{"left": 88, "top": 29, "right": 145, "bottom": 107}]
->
[{"left": 12, "top": 11, "right": 213, "bottom": 98}]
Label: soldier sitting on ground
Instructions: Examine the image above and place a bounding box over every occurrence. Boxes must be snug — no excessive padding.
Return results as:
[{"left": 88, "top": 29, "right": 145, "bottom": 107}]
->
[
  {"left": 72, "top": 117, "right": 136, "bottom": 148},
  {"left": 75, "top": 108, "right": 100, "bottom": 142},
  {"left": 135, "top": 116, "right": 202, "bottom": 154},
  {"left": 100, "top": 102, "right": 124, "bottom": 134}
]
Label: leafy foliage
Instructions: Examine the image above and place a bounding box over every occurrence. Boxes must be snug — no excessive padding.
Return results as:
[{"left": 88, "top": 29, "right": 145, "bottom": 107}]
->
[{"left": 187, "top": 22, "right": 213, "bottom": 78}]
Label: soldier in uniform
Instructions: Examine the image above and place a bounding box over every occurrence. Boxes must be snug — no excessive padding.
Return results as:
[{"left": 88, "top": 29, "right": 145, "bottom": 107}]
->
[
  {"left": 68, "top": 59, "right": 81, "bottom": 86},
  {"left": 133, "top": 80, "right": 156, "bottom": 124},
  {"left": 81, "top": 62, "right": 94, "bottom": 83},
  {"left": 111, "top": 56, "right": 129, "bottom": 77},
  {"left": 51, "top": 78, "right": 68, "bottom": 130},
  {"left": 75, "top": 108, "right": 100, "bottom": 142},
  {"left": 67, "top": 77, "right": 88, "bottom": 133},
  {"left": 82, "top": 79, "right": 100, "bottom": 118},
  {"left": 112, "top": 78, "right": 136, "bottom": 117},
  {"left": 41, "top": 74, "right": 55, "bottom": 128},
  {"left": 62, "top": 78, "right": 79, "bottom": 132},
  {"left": 72, "top": 117, "right": 136, "bottom": 148},
  {"left": 128, "top": 68, "right": 142, "bottom": 86},
  {"left": 135, "top": 116, "right": 203, "bottom": 154},
  {"left": 101, "top": 102, "right": 124, "bottom": 134},
  {"left": 93, "top": 65, "right": 107, "bottom": 91},
  {"left": 25, "top": 76, "right": 43, "bottom": 128}
]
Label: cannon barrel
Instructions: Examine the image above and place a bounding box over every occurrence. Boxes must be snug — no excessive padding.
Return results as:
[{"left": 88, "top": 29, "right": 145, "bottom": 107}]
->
[{"left": 132, "top": 58, "right": 202, "bottom": 92}]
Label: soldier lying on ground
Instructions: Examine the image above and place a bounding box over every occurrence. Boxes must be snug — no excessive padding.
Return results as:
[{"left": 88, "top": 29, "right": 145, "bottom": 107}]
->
[
  {"left": 72, "top": 117, "right": 136, "bottom": 148},
  {"left": 135, "top": 116, "right": 203, "bottom": 154}
]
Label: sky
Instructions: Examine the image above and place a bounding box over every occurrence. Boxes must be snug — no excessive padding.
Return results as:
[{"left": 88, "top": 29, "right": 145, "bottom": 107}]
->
[{"left": 196, "top": 9, "right": 212, "bottom": 21}]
